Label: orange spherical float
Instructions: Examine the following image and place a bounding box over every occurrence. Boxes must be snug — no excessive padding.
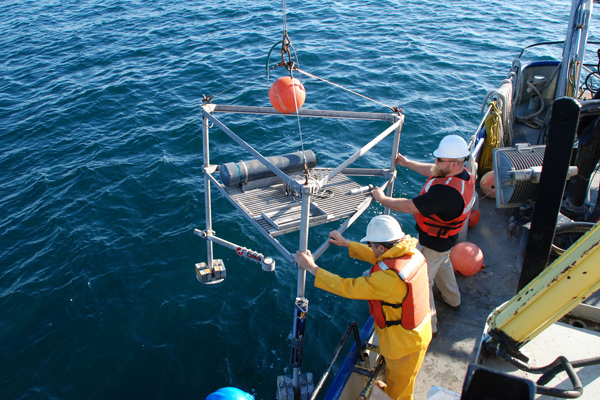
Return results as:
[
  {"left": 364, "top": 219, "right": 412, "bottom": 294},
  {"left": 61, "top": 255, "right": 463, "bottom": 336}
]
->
[
  {"left": 269, "top": 76, "right": 306, "bottom": 113},
  {"left": 468, "top": 209, "right": 481, "bottom": 228},
  {"left": 480, "top": 170, "right": 496, "bottom": 199},
  {"left": 450, "top": 242, "right": 484, "bottom": 276}
]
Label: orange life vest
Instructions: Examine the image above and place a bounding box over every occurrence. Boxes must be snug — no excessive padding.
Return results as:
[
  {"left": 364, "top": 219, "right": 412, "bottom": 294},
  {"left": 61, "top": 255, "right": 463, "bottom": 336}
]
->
[
  {"left": 414, "top": 169, "right": 475, "bottom": 238},
  {"left": 367, "top": 251, "right": 429, "bottom": 330}
]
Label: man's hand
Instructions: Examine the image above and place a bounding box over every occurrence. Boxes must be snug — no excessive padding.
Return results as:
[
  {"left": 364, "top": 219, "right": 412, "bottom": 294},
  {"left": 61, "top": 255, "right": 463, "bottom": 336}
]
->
[
  {"left": 396, "top": 153, "right": 409, "bottom": 167},
  {"left": 295, "top": 250, "right": 319, "bottom": 276},
  {"left": 395, "top": 153, "right": 434, "bottom": 177},
  {"left": 329, "top": 231, "right": 350, "bottom": 247},
  {"left": 370, "top": 186, "right": 387, "bottom": 203}
]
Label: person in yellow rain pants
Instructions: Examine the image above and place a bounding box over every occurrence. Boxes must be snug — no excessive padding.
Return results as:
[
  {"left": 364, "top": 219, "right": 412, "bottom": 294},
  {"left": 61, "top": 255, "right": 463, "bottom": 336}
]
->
[{"left": 295, "top": 215, "right": 432, "bottom": 400}]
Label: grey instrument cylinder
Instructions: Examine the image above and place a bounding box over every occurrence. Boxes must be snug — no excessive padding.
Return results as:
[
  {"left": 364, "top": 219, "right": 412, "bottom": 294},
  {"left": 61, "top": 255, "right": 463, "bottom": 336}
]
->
[{"left": 220, "top": 150, "right": 317, "bottom": 187}]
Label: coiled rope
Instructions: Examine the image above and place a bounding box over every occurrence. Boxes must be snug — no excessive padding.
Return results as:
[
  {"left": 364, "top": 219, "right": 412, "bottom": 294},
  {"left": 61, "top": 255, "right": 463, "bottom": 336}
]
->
[
  {"left": 482, "top": 73, "right": 515, "bottom": 146},
  {"left": 478, "top": 101, "right": 501, "bottom": 177}
]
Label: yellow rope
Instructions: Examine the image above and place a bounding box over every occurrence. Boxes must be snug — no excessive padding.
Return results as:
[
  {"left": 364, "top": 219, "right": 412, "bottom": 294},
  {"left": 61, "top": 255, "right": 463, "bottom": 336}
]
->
[{"left": 478, "top": 101, "right": 501, "bottom": 177}]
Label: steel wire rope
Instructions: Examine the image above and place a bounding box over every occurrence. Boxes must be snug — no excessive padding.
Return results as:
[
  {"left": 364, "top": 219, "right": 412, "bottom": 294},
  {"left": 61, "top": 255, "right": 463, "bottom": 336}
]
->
[
  {"left": 203, "top": 0, "right": 298, "bottom": 105},
  {"left": 266, "top": 40, "right": 303, "bottom": 90},
  {"left": 295, "top": 68, "right": 401, "bottom": 113},
  {"left": 278, "top": 0, "right": 314, "bottom": 190},
  {"left": 277, "top": 4, "right": 403, "bottom": 200},
  {"left": 282, "top": 31, "right": 332, "bottom": 202},
  {"left": 202, "top": 65, "right": 281, "bottom": 104},
  {"left": 209, "top": 0, "right": 401, "bottom": 195}
]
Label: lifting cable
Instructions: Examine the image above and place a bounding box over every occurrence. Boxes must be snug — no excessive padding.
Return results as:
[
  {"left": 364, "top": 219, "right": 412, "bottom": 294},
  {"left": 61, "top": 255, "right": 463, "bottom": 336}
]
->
[
  {"left": 202, "top": 65, "right": 281, "bottom": 105},
  {"left": 206, "top": 1, "right": 402, "bottom": 116},
  {"left": 277, "top": 0, "right": 311, "bottom": 184},
  {"left": 204, "top": 0, "right": 403, "bottom": 186},
  {"left": 295, "top": 68, "right": 402, "bottom": 114}
]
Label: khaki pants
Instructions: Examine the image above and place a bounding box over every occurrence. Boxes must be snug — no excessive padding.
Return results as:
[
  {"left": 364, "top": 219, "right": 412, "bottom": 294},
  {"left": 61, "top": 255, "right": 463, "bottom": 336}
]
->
[{"left": 417, "top": 244, "right": 461, "bottom": 333}]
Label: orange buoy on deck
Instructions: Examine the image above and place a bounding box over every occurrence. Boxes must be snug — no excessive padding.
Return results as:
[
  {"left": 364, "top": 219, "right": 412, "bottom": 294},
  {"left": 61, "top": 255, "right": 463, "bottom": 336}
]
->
[
  {"left": 480, "top": 170, "right": 496, "bottom": 199},
  {"left": 468, "top": 209, "right": 481, "bottom": 228},
  {"left": 269, "top": 76, "right": 306, "bottom": 113},
  {"left": 450, "top": 242, "right": 484, "bottom": 276}
]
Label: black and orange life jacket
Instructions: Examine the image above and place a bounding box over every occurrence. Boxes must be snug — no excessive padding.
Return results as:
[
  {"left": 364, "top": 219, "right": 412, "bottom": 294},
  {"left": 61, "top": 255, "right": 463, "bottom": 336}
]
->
[{"left": 414, "top": 169, "right": 475, "bottom": 238}]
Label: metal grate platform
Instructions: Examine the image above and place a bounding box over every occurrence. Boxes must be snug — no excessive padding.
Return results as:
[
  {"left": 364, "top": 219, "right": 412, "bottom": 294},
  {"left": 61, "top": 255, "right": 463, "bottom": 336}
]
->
[{"left": 224, "top": 168, "right": 369, "bottom": 236}]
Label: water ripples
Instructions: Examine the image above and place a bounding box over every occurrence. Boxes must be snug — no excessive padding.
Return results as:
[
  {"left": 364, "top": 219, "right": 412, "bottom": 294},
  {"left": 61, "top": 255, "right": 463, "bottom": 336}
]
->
[{"left": 0, "top": 0, "right": 593, "bottom": 398}]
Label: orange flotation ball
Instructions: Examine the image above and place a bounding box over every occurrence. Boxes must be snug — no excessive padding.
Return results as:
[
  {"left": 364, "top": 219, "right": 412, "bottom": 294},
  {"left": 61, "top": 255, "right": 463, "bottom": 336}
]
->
[
  {"left": 480, "top": 170, "right": 496, "bottom": 199},
  {"left": 468, "top": 209, "right": 481, "bottom": 228},
  {"left": 269, "top": 76, "right": 306, "bottom": 113},
  {"left": 450, "top": 242, "right": 484, "bottom": 276}
]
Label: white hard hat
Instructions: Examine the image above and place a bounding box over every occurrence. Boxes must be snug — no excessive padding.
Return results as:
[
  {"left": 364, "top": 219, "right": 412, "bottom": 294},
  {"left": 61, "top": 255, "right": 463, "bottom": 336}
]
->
[
  {"left": 433, "top": 135, "right": 470, "bottom": 159},
  {"left": 360, "top": 215, "right": 405, "bottom": 243}
]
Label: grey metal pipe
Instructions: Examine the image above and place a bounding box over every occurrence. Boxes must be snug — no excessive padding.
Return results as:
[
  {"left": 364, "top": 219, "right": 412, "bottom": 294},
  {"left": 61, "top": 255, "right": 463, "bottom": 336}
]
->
[
  {"left": 203, "top": 109, "right": 304, "bottom": 193},
  {"left": 209, "top": 104, "right": 396, "bottom": 122},
  {"left": 292, "top": 185, "right": 313, "bottom": 394},
  {"left": 203, "top": 171, "right": 295, "bottom": 263},
  {"left": 202, "top": 113, "right": 214, "bottom": 270},
  {"left": 384, "top": 115, "right": 403, "bottom": 215},
  {"left": 194, "top": 230, "right": 275, "bottom": 271},
  {"left": 319, "top": 118, "right": 403, "bottom": 187}
]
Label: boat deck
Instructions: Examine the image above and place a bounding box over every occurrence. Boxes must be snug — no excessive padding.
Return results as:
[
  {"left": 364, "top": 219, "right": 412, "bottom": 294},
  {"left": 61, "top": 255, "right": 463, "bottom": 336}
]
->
[{"left": 413, "top": 191, "right": 600, "bottom": 399}]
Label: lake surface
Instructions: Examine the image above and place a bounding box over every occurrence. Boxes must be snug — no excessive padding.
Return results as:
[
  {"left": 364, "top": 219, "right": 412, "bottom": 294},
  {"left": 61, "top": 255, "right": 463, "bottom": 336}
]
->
[{"left": 1, "top": 1, "right": 594, "bottom": 399}]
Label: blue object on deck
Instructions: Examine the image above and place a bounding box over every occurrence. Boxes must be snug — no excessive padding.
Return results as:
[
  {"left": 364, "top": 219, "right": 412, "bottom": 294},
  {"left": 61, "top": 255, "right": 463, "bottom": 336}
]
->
[{"left": 206, "top": 387, "right": 255, "bottom": 400}]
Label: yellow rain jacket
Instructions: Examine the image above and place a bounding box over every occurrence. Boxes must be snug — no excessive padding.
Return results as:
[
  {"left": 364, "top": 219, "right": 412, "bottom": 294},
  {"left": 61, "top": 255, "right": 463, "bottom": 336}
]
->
[{"left": 314, "top": 236, "right": 431, "bottom": 360}]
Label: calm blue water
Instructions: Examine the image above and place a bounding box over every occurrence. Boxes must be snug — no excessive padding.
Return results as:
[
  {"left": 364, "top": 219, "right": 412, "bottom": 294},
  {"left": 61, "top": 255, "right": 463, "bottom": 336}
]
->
[{"left": 1, "top": 1, "right": 594, "bottom": 399}]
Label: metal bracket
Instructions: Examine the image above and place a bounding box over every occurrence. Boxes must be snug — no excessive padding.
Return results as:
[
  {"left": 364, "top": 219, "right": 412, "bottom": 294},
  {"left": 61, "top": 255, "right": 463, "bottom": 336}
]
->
[{"left": 276, "top": 373, "right": 314, "bottom": 400}]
